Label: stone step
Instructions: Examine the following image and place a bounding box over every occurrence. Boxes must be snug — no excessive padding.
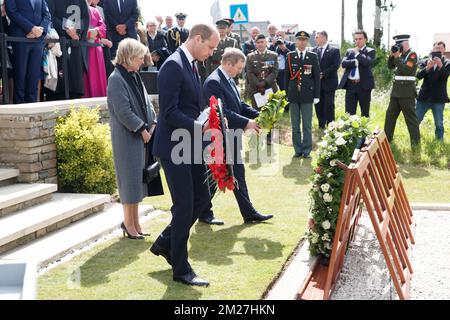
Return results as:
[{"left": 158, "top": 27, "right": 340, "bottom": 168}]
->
[
  {"left": 0, "top": 193, "right": 111, "bottom": 253},
  {"left": 1, "top": 203, "right": 157, "bottom": 269},
  {"left": 0, "top": 184, "right": 57, "bottom": 217},
  {"left": 0, "top": 168, "right": 19, "bottom": 183}
]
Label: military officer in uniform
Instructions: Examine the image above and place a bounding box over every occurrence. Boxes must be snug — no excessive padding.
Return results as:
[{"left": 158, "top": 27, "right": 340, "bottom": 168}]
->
[
  {"left": 202, "top": 19, "right": 238, "bottom": 80},
  {"left": 285, "top": 31, "right": 321, "bottom": 159},
  {"left": 246, "top": 34, "right": 279, "bottom": 108},
  {"left": 166, "top": 13, "right": 189, "bottom": 53},
  {"left": 224, "top": 18, "right": 241, "bottom": 50},
  {"left": 384, "top": 34, "right": 421, "bottom": 148}
]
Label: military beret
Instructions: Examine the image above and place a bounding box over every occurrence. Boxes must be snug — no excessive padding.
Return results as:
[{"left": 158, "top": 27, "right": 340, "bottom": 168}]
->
[
  {"left": 255, "top": 34, "right": 266, "bottom": 41},
  {"left": 175, "top": 13, "right": 187, "bottom": 19},
  {"left": 393, "top": 34, "right": 410, "bottom": 44},
  {"left": 295, "top": 31, "right": 310, "bottom": 39},
  {"left": 216, "top": 19, "right": 230, "bottom": 27}
]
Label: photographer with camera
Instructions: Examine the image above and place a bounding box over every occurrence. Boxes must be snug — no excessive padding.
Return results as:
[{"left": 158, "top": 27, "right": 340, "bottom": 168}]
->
[
  {"left": 384, "top": 34, "right": 421, "bottom": 148},
  {"left": 416, "top": 41, "right": 450, "bottom": 141},
  {"left": 272, "top": 31, "right": 295, "bottom": 91}
]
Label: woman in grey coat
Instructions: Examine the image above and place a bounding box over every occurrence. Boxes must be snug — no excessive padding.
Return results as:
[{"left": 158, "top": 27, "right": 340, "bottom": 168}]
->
[{"left": 107, "top": 38, "right": 159, "bottom": 240}]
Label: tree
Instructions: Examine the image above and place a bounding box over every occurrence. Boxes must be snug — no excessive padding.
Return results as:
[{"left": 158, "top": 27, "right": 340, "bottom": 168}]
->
[
  {"left": 357, "top": 0, "right": 364, "bottom": 30},
  {"left": 341, "top": 0, "right": 345, "bottom": 45},
  {"left": 374, "top": 0, "right": 395, "bottom": 48}
]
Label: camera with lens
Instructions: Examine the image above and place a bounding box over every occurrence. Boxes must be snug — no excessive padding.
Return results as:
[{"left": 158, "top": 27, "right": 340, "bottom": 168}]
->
[
  {"left": 391, "top": 43, "right": 402, "bottom": 54},
  {"left": 275, "top": 37, "right": 284, "bottom": 46}
]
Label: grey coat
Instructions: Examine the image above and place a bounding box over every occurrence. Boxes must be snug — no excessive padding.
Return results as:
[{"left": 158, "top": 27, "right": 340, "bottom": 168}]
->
[{"left": 107, "top": 68, "right": 156, "bottom": 204}]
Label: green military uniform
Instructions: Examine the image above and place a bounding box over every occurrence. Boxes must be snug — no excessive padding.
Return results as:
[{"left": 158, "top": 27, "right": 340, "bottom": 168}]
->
[
  {"left": 285, "top": 31, "right": 321, "bottom": 158},
  {"left": 204, "top": 37, "right": 238, "bottom": 77},
  {"left": 384, "top": 34, "right": 421, "bottom": 146},
  {"left": 246, "top": 47, "right": 279, "bottom": 109}
]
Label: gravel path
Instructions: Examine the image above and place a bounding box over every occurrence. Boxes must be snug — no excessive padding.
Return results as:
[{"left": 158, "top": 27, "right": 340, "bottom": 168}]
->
[{"left": 331, "top": 210, "right": 450, "bottom": 300}]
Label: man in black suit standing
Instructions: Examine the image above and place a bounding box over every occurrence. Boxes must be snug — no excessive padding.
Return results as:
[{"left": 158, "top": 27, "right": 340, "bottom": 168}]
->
[
  {"left": 5, "top": 0, "right": 51, "bottom": 103},
  {"left": 243, "top": 26, "right": 260, "bottom": 56},
  {"left": 166, "top": 13, "right": 189, "bottom": 53},
  {"left": 150, "top": 24, "right": 220, "bottom": 287},
  {"left": 338, "top": 30, "right": 375, "bottom": 118},
  {"left": 313, "top": 31, "right": 341, "bottom": 129},
  {"left": 103, "top": 0, "right": 139, "bottom": 58},
  {"left": 416, "top": 41, "right": 450, "bottom": 141},
  {"left": 199, "top": 48, "right": 274, "bottom": 226}
]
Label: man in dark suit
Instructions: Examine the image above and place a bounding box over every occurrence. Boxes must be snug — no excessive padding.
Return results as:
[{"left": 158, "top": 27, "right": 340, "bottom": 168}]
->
[
  {"left": 313, "top": 31, "right": 341, "bottom": 129},
  {"left": 46, "top": 0, "right": 90, "bottom": 100},
  {"left": 416, "top": 41, "right": 450, "bottom": 141},
  {"left": 243, "top": 26, "right": 260, "bottom": 56},
  {"left": 150, "top": 24, "right": 220, "bottom": 287},
  {"left": 199, "top": 48, "right": 274, "bottom": 226},
  {"left": 103, "top": 0, "right": 139, "bottom": 58},
  {"left": 285, "top": 31, "right": 321, "bottom": 159},
  {"left": 166, "top": 12, "right": 189, "bottom": 53},
  {"left": 338, "top": 30, "right": 375, "bottom": 118},
  {"left": 5, "top": 0, "right": 50, "bottom": 103}
]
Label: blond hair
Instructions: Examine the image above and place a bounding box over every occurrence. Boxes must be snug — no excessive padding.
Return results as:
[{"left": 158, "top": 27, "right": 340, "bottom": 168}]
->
[{"left": 113, "top": 38, "right": 148, "bottom": 67}]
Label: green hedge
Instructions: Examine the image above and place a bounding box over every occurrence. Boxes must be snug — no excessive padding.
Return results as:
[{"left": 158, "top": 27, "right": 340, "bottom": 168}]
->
[{"left": 55, "top": 107, "right": 116, "bottom": 194}]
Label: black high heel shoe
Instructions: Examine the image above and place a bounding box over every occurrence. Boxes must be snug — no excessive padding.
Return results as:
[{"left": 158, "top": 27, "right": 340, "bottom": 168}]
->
[
  {"left": 138, "top": 231, "right": 151, "bottom": 237},
  {"left": 121, "top": 223, "right": 145, "bottom": 240}
]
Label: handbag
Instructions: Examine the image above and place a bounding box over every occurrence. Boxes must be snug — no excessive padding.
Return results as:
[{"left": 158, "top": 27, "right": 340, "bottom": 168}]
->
[{"left": 143, "top": 141, "right": 161, "bottom": 184}]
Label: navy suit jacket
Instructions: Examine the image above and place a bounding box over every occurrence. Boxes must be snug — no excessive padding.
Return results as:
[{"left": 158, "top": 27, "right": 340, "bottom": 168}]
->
[
  {"left": 203, "top": 68, "right": 259, "bottom": 131},
  {"left": 204, "top": 68, "right": 259, "bottom": 160},
  {"left": 103, "top": 0, "right": 138, "bottom": 41},
  {"left": 153, "top": 48, "right": 205, "bottom": 162},
  {"left": 339, "top": 47, "right": 376, "bottom": 91},
  {"left": 5, "top": 0, "right": 51, "bottom": 39},
  {"left": 313, "top": 45, "right": 341, "bottom": 91}
]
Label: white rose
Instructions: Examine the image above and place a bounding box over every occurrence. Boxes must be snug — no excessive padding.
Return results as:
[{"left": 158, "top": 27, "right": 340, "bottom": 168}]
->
[
  {"left": 336, "top": 137, "right": 347, "bottom": 146},
  {"left": 322, "top": 220, "right": 331, "bottom": 230},
  {"left": 322, "top": 233, "right": 331, "bottom": 241},
  {"left": 350, "top": 115, "right": 360, "bottom": 122},
  {"left": 330, "top": 159, "right": 338, "bottom": 167},
  {"left": 324, "top": 242, "right": 333, "bottom": 250},
  {"left": 321, "top": 184, "right": 331, "bottom": 193},
  {"left": 328, "top": 122, "right": 337, "bottom": 131},
  {"left": 323, "top": 193, "right": 333, "bottom": 203},
  {"left": 311, "top": 235, "right": 319, "bottom": 244},
  {"left": 318, "top": 141, "right": 328, "bottom": 149},
  {"left": 337, "top": 120, "right": 345, "bottom": 129},
  {"left": 327, "top": 173, "right": 333, "bottom": 178}
]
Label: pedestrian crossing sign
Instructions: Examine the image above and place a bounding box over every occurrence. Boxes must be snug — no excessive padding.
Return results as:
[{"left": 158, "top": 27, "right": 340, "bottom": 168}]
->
[{"left": 230, "top": 4, "right": 249, "bottom": 24}]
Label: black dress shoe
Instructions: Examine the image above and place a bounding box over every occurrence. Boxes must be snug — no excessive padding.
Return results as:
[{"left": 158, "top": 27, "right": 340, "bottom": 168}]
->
[
  {"left": 293, "top": 153, "right": 302, "bottom": 158},
  {"left": 199, "top": 217, "right": 225, "bottom": 226},
  {"left": 244, "top": 213, "right": 274, "bottom": 224},
  {"left": 150, "top": 243, "right": 172, "bottom": 266},
  {"left": 173, "top": 271, "right": 210, "bottom": 287},
  {"left": 302, "top": 154, "right": 312, "bottom": 159}
]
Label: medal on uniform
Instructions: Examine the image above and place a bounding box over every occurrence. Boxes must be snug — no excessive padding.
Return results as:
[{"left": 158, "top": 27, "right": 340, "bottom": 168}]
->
[
  {"left": 303, "top": 65, "right": 312, "bottom": 75},
  {"left": 288, "top": 53, "right": 302, "bottom": 93}
]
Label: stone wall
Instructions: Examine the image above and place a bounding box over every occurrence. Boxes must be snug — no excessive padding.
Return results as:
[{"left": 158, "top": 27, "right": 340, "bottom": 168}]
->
[{"left": 0, "top": 96, "right": 159, "bottom": 184}]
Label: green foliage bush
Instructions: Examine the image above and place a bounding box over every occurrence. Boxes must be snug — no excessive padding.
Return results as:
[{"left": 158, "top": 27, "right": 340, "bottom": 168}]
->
[{"left": 55, "top": 107, "right": 117, "bottom": 194}]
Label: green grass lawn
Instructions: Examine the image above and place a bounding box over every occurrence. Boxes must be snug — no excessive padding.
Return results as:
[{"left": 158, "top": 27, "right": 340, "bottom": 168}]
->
[{"left": 38, "top": 91, "right": 450, "bottom": 300}]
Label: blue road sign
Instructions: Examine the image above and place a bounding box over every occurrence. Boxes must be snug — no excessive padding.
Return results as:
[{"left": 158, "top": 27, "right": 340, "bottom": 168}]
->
[{"left": 230, "top": 4, "right": 249, "bottom": 24}]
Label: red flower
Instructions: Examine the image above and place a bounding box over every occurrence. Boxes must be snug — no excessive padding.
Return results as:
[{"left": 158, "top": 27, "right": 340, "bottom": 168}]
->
[
  {"left": 315, "top": 167, "right": 323, "bottom": 175},
  {"left": 207, "top": 96, "right": 236, "bottom": 192}
]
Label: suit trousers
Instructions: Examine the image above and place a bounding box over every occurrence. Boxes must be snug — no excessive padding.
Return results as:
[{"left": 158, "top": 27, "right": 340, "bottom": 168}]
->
[
  {"left": 345, "top": 82, "right": 372, "bottom": 118},
  {"left": 12, "top": 42, "right": 44, "bottom": 103},
  {"left": 154, "top": 160, "right": 211, "bottom": 277},
  {"left": 290, "top": 103, "right": 313, "bottom": 156},
  {"left": 315, "top": 88, "right": 336, "bottom": 129},
  {"left": 384, "top": 97, "right": 421, "bottom": 146},
  {"left": 200, "top": 163, "right": 258, "bottom": 221}
]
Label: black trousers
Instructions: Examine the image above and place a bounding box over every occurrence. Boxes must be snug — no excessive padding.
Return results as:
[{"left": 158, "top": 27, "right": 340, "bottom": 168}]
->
[
  {"left": 345, "top": 82, "right": 372, "bottom": 118},
  {"left": 315, "top": 89, "right": 336, "bottom": 129},
  {"left": 154, "top": 160, "right": 211, "bottom": 277},
  {"left": 200, "top": 163, "right": 258, "bottom": 221},
  {"left": 277, "top": 70, "right": 287, "bottom": 91}
]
